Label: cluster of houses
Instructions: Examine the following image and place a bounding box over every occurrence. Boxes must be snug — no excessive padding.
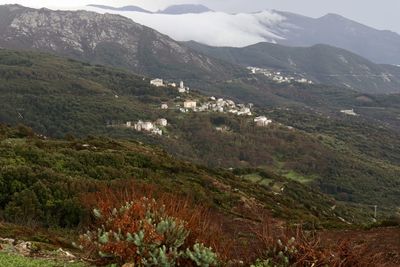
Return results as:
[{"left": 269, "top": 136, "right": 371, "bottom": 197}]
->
[
  {"left": 247, "top": 67, "right": 314, "bottom": 85},
  {"left": 150, "top": 79, "right": 190, "bottom": 93},
  {"left": 177, "top": 97, "right": 253, "bottom": 116},
  {"left": 125, "top": 118, "right": 168, "bottom": 136}
]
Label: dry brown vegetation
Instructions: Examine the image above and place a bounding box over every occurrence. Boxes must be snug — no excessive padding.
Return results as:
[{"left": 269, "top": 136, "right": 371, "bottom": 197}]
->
[{"left": 78, "top": 180, "right": 392, "bottom": 266}]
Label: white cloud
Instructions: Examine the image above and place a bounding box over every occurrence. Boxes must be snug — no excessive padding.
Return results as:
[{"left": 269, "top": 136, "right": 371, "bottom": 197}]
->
[{"left": 84, "top": 6, "right": 286, "bottom": 47}]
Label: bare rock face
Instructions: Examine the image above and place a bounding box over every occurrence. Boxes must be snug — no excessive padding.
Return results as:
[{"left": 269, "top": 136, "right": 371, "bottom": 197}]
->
[{"left": 0, "top": 4, "right": 239, "bottom": 80}]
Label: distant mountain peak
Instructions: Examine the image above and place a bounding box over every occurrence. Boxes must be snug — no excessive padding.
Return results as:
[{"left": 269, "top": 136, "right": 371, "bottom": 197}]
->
[
  {"left": 320, "top": 13, "right": 344, "bottom": 19},
  {"left": 158, "top": 4, "right": 213, "bottom": 14},
  {"left": 87, "top": 4, "right": 152, "bottom": 13}
]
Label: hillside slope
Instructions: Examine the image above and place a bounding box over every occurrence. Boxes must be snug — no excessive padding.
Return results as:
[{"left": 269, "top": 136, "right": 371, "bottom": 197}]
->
[
  {"left": 0, "top": 49, "right": 399, "bottom": 211},
  {"left": 186, "top": 41, "right": 400, "bottom": 94},
  {"left": 0, "top": 4, "right": 242, "bottom": 81},
  {"left": 0, "top": 124, "right": 360, "bottom": 228}
]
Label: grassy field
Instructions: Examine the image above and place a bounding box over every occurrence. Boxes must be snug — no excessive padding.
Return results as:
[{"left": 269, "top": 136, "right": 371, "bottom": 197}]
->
[{"left": 0, "top": 253, "right": 86, "bottom": 267}]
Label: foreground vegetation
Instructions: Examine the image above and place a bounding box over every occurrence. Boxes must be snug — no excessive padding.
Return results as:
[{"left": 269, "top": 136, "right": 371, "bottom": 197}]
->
[
  {"left": 0, "top": 127, "right": 398, "bottom": 265},
  {"left": 0, "top": 253, "right": 85, "bottom": 267}
]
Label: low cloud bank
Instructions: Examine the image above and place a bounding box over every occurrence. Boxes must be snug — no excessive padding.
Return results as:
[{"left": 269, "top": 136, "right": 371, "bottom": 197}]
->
[{"left": 84, "top": 6, "right": 287, "bottom": 47}]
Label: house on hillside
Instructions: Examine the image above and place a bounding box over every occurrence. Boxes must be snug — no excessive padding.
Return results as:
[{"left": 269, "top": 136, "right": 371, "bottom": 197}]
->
[
  {"left": 150, "top": 78, "right": 164, "bottom": 87},
  {"left": 184, "top": 100, "right": 197, "bottom": 109},
  {"left": 238, "top": 107, "right": 252, "bottom": 116},
  {"left": 168, "top": 82, "right": 177, "bottom": 87},
  {"left": 156, "top": 118, "right": 168, "bottom": 127},
  {"left": 254, "top": 116, "right": 272, "bottom": 127},
  {"left": 135, "top": 121, "right": 154, "bottom": 131},
  {"left": 340, "top": 109, "right": 358, "bottom": 116},
  {"left": 161, "top": 103, "right": 169, "bottom": 109}
]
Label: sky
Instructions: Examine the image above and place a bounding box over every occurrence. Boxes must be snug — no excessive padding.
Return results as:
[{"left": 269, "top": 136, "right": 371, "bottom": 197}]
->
[{"left": 0, "top": 0, "right": 399, "bottom": 34}]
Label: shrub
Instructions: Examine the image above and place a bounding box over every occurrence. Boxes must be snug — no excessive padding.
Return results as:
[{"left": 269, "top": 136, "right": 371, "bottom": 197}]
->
[
  {"left": 250, "top": 222, "right": 379, "bottom": 267},
  {"left": 78, "top": 197, "right": 218, "bottom": 266},
  {"left": 80, "top": 180, "right": 231, "bottom": 261}
]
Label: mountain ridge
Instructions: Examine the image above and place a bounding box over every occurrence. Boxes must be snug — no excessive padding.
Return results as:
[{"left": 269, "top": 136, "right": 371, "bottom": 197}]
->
[
  {"left": 87, "top": 4, "right": 213, "bottom": 14},
  {"left": 83, "top": 4, "right": 400, "bottom": 65},
  {"left": 0, "top": 4, "right": 243, "bottom": 81},
  {"left": 185, "top": 41, "right": 400, "bottom": 94}
]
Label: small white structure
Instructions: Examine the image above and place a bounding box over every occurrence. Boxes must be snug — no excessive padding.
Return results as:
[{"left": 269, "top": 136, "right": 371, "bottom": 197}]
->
[
  {"left": 161, "top": 103, "right": 169, "bottom": 109},
  {"left": 184, "top": 100, "right": 197, "bottom": 109},
  {"left": 135, "top": 121, "right": 154, "bottom": 131},
  {"left": 340, "top": 109, "right": 358, "bottom": 116},
  {"left": 254, "top": 116, "right": 272, "bottom": 127},
  {"left": 142, "top": 122, "right": 154, "bottom": 131},
  {"left": 178, "top": 81, "right": 187, "bottom": 93},
  {"left": 238, "top": 107, "right": 252, "bottom": 116},
  {"left": 152, "top": 128, "right": 163, "bottom": 136},
  {"left": 156, "top": 118, "right": 168, "bottom": 127},
  {"left": 126, "top": 121, "right": 132, "bottom": 127},
  {"left": 150, "top": 78, "right": 164, "bottom": 87}
]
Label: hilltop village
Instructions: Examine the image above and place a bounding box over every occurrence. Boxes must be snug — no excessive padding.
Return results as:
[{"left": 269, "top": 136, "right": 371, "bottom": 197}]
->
[
  {"left": 247, "top": 66, "right": 314, "bottom": 84},
  {"left": 109, "top": 78, "right": 274, "bottom": 136}
]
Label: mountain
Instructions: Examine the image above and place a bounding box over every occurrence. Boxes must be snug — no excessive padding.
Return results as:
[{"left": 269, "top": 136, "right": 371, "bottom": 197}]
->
[
  {"left": 87, "top": 4, "right": 152, "bottom": 13},
  {"left": 87, "top": 4, "right": 213, "bottom": 15},
  {"left": 0, "top": 4, "right": 242, "bottom": 81},
  {"left": 186, "top": 41, "right": 400, "bottom": 94},
  {"left": 158, "top": 4, "right": 213, "bottom": 14},
  {"left": 83, "top": 5, "right": 400, "bottom": 65},
  {"left": 274, "top": 11, "right": 400, "bottom": 65}
]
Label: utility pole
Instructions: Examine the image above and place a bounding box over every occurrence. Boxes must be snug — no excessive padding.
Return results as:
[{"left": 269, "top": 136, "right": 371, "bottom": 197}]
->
[{"left": 373, "top": 205, "right": 378, "bottom": 219}]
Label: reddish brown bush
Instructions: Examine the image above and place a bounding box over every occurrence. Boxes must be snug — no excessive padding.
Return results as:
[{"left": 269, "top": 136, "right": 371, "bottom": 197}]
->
[
  {"left": 79, "top": 180, "right": 232, "bottom": 262},
  {"left": 250, "top": 221, "right": 381, "bottom": 267}
]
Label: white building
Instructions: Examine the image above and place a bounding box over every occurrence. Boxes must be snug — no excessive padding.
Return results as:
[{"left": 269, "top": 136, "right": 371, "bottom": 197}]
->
[
  {"left": 126, "top": 121, "right": 132, "bottom": 127},
  {"left": 150, "top": 78, "right": 164, "bottom": 87},
  {"left": 254, "top": 116, "right": 272, "bottom": 127},
  {"left": 178, "top": 81, "right": 188, "bottom": 93},
  {"left": 340, "top": 109, "right": 358, "bottom": 116},
  {"left": 156, "top": 118, "right": 168, "bottom": 127},
  {"left": 238, "top": 107, "right": 252, "bottom": 116},
  {"left": 161, "top": 103, "right": 169, "bottom": 109},
  {"left": 151, "top": 128, "right": 163, "bottom": 136},
  {"left": 184, "top": 100, "right": 197, "bottom": 109},
  {"left": 135, "top": 121, "right": 154, "bottom": 131}
]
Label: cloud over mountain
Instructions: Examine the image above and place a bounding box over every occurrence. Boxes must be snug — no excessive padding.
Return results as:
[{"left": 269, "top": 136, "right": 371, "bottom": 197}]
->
[{"left": 85, "top": 6, "right": 286, "bottom": 47}]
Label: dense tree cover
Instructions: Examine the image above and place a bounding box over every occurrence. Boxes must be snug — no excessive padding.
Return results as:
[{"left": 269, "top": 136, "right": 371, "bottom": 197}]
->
[{"left": 0, "top": 125, "right": 371, "bottom": 229}]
